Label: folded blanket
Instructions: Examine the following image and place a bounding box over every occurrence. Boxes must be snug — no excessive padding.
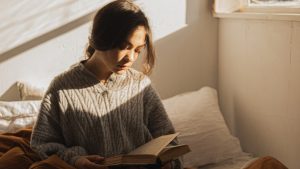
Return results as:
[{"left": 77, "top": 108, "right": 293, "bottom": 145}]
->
[
  {"left": 0, "top": 128, "right": 289, "bottom": 169},
  {"left": 30, "top": 155, "right": 75, "bottom": 169},
  {"left": 0, "top": 128, "right": 75, "bottom": 169},
  {"left": 0, "top": 128, "right": 40, "bottom": 169}
]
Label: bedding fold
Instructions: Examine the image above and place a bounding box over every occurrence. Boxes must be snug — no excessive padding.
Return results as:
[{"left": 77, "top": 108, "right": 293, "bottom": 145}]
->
[
  {"left": 0, "top": 128, "right": 289, "bottom": 169},
  {"left": 0, "top": 128, "right": 75, "bottom": 169}
]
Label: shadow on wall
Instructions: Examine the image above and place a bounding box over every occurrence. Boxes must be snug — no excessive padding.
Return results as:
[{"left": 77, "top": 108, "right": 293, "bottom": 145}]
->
[
  {"left": 151, "top": 0, "right": 218, "bottom": 99},
  {"left": 0, "top": 11, "right": 95, "bottom": 64},
  {"left": 0, "top": 0, "right": 218, "bottom": 101}
]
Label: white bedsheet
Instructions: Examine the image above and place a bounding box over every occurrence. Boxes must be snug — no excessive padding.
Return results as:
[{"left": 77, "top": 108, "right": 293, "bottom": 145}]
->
[{"left": 198, "top": 154, "right": 257, "bottom": 169}]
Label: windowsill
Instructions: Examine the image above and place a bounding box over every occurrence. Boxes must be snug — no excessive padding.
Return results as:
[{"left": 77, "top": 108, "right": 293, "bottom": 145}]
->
[{"left": 214, "top": 12, "right": 300, "bottom": 22}]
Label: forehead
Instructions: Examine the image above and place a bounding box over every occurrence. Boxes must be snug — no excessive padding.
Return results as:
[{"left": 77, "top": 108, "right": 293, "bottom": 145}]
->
[{"left": 127, "top": 26, "right": 146, "bottom": 47}]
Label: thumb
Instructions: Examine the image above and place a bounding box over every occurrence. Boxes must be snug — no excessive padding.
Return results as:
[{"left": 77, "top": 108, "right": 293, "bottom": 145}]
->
[{"left": 86, "top": 155, "right": 105, "bottom": 162}]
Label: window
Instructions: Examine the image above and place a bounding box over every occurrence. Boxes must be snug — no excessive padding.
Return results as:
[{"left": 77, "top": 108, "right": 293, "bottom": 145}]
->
[
  {"left": 244, "top": 0, "right": 300, "bottom": 13},
  {"left": 214, "top": 0, "right": 300, "bottom": 21},
  {"left": 249, "top": 0, "right": 300, "bottom": 6}
]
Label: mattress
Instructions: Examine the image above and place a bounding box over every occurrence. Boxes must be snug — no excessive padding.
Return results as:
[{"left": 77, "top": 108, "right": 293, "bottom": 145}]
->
[{"left": 198, "top": 154, "right": 257, "bottom": 169}]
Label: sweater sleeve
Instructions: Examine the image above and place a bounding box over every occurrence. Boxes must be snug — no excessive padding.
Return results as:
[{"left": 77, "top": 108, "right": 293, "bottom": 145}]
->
[
  {"left": 143, "top": 84, "right": 183, "bottom": 169},
  {"left": 143, "top": 84, "right": 174, "bottom": 137},
  {"left": 30, "top": 89, "right": 87, "bottom": 166}
]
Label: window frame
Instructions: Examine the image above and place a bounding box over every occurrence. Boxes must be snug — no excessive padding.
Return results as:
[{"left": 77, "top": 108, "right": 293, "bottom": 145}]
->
[
  {"left": 213, "top": 0, "right": 300, "bottom": 22},
  {"left": 241, "top": 0, "right": 300, "bottom": 13}
]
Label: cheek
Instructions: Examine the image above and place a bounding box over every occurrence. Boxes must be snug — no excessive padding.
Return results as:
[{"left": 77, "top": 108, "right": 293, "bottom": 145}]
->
[
  {"left": 107, "top": 51, "right": 123, "bottom": 63},
  {"left": 117, "top": 51, "right": 128, "bottom": 61},
  {"left": 133, "top": 53, "right": 139, "bottom": 61}
]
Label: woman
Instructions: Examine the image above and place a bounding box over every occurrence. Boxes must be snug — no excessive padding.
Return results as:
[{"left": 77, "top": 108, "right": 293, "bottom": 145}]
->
[{"left": 30, "top": 1, "right": 182, "bottom": 169}]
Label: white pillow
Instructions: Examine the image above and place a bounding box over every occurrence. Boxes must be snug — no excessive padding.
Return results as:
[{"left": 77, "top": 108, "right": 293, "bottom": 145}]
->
[
  {"left": 16, "top": 81, "right": 47, "bottom": 100},
  {"left": 162, "top": 87, "right": 244, "bottom": 167},
  {"left": 0, "top": 100, "right": 41, "bottom": 133}
]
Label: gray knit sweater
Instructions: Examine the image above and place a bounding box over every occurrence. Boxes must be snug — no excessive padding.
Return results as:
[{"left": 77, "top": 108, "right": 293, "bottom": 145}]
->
[{"left": 30, "top": 62, "right": 182, "bottom": 168}]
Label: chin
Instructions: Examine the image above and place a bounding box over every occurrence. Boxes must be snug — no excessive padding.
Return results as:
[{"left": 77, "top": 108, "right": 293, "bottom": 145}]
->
[
  {"left": 115, "top": 70, "right": 126, "bottom": 74},
  {"left": 114, "top": 68, "right": 127, "bottom": 74},
  {"left": 113, "top": 65, "right": 130, "bottom": 74}
]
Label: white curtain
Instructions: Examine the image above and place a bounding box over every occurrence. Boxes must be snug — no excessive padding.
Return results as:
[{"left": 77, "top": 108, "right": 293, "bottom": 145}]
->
[{"left": 214, "top": 0, "right": 247, "bottom": 13}]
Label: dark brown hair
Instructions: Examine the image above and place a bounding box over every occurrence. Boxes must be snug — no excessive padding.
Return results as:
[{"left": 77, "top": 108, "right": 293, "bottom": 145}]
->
[{"left": 85, "top": 0, "right": 155, "bottom": 74}]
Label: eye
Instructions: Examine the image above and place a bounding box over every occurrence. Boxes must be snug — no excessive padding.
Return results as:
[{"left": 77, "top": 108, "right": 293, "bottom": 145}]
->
[
  {"left": 119, "top": 42, "right": 132, "bottom": 50},
  {"left": 135, "top": 49, "right": 141, "bottom": 54},
  {"left": 135, "top": 47, "right": 145, "bottom": 54},
  {"left": 126, "top": 46, "right": 132, "bottom": 50}
]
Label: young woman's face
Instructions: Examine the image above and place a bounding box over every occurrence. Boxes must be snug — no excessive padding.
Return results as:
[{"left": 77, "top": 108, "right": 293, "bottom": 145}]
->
[{"left": 101, "top": 26, "right": 146, "bottom": 74}]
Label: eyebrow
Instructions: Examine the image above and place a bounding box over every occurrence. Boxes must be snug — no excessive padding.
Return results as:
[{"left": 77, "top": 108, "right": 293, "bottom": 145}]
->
[{"left": 126, "top": 41, "right": 146, "bottom": 48}]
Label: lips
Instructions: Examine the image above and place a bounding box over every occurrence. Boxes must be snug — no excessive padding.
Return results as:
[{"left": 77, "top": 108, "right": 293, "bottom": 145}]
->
[
  {"left": 117, "top": 64, "right": 130, "bottom": 68},
  {"left": 117, "top": 64, "right": 130, "bottom": 70}
]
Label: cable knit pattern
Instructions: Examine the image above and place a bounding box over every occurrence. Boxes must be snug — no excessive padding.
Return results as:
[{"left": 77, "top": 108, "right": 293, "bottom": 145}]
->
[{"left": 30, "top": 62, "right": 182, "bottom": 169}]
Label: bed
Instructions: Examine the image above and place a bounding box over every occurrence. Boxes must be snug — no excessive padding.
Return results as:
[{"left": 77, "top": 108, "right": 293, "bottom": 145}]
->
[{"left": 0, "top": 83, "right": 288, "bottom": 169}]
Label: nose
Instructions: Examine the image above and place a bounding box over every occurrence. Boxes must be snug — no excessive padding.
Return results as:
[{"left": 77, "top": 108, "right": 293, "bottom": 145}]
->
[{"left": 126, "top": 49, "right": 135, "bottom": 62}]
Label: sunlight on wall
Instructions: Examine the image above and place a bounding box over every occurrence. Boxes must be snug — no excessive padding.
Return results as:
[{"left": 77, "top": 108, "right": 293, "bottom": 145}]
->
[
  {"left": 0, "top": 0, "right": 188, "bottom": 100},
  {"left": 0, "top": 0, "right": 109, "bottom": 55},
  {"left": 0, "top": 0, "right": 186, "bottom": 55},
  {"left": 135, "top": 0, "right": 187, "bottom": 41}
]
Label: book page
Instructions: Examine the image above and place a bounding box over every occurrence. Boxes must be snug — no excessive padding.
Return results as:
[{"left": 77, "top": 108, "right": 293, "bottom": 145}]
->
[
  {"left": 159, "top": 145, "right": 184, "bottom": 155},
  {"left": 128, "top": 133, "right": 179, "bottom": 156},
  {"left": 158, "top": 144, "right": 191, "bottom": 163}
]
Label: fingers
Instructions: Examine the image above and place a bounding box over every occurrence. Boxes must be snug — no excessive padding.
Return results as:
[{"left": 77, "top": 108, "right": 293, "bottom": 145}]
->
[
  {"left": 86, "top": 155, "right": 105, "bottom": 163},
  {"left": 86, "top": 162, "right": 109, "bottom": 169},
  {"left": 162, "top": 162, "right": 172, "bottom": 169},
  {"left": 75, "top": 155, "right": 108, "bottom": 169}
]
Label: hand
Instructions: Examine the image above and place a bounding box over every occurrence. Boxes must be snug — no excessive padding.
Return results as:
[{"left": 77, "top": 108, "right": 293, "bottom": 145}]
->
[
  {"left": 74, "top": 155, "right": 108, "bottom": 169},
  {"left": 161, "top": 162, "right": 172, "bottom": 169}
]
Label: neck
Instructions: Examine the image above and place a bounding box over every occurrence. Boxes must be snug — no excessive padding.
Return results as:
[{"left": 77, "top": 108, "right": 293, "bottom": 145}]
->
[{"left": 84, "top": 52, "right": 112, "bottom": 83}]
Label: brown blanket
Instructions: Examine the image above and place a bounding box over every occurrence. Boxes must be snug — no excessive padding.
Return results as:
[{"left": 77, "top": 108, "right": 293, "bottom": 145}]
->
[
  {"left": 0, "top": 128, "right": 288, "bottom": 169},
  {"left": 0, "top": 128, "right": 75, "bottom": 169}
]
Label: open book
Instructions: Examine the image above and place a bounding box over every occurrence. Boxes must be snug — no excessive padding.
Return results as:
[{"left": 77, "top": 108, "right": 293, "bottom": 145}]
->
[{"left": 100, "top": 133, "right": 190, "bottom": 166}]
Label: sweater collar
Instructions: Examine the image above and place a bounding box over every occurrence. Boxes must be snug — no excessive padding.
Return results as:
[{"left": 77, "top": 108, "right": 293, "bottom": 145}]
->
[{"left": 76, "top": 61, "right": 128, "bottom": 93}]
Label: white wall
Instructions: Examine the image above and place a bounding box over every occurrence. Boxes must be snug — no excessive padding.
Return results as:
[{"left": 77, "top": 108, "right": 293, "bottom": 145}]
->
[
  {"left": 152, "top": 0, "right": 218, "bottom": 99},
  {"left": 218, "top": 18, "right": 300, "bottom": 169},
  {"left": 0, "top": 0, "right": 107, "bottom": 54},
  {"left": 0, "top": 0, "right": 218, "bottom": 100},
  {"left": 0, "top": 22, "right": 89, "bottom": 101}
]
